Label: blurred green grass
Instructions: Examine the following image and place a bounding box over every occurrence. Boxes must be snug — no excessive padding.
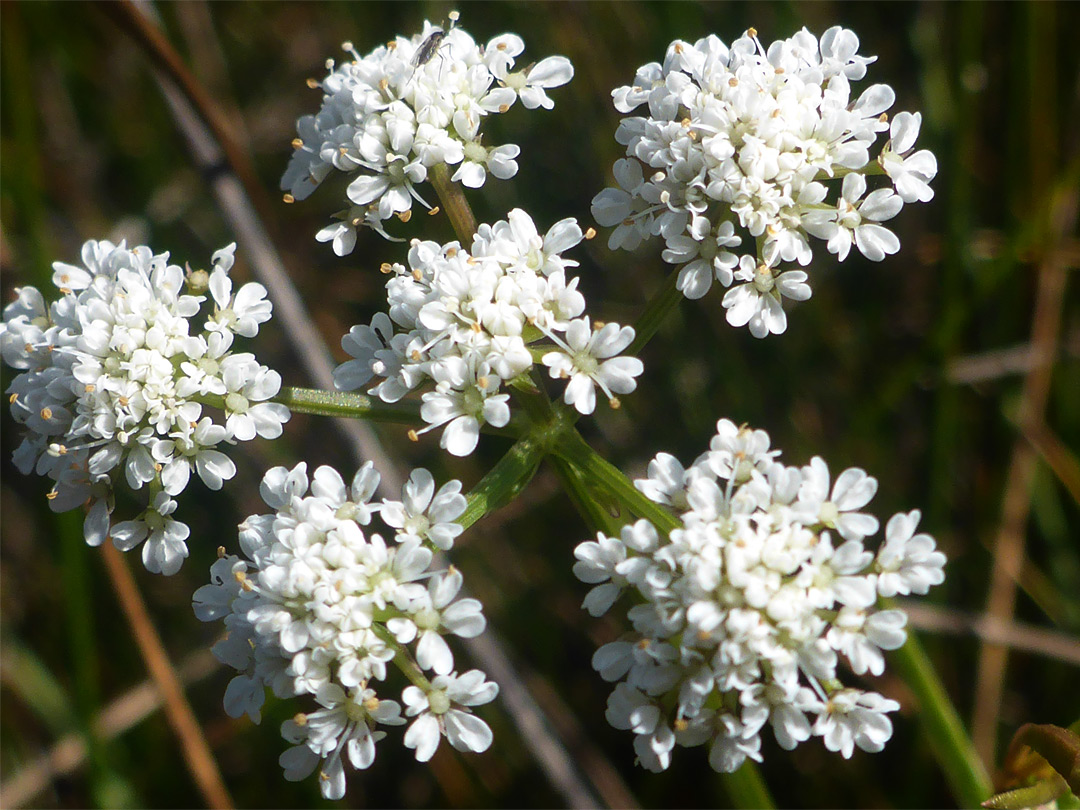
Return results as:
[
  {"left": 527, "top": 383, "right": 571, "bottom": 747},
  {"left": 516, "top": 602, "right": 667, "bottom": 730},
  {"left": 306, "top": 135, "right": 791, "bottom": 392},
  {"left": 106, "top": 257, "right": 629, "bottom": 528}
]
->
[{"left": 2, "top": 2, "right": 1078, "bottom": 807}]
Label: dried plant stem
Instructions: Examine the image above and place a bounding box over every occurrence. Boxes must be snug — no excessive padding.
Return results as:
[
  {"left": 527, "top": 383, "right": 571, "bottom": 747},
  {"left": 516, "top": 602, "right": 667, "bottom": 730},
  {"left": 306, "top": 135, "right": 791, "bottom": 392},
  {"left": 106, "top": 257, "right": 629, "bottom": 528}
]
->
[
  {"left": 0, "top": 652, "right": 218, "bottom": 808},
  {"left": 972, "top": 174, "right": 1077, "bottom": 766},
  {"left": 99, "top": 545, "right": 233, "bottom": 809}
]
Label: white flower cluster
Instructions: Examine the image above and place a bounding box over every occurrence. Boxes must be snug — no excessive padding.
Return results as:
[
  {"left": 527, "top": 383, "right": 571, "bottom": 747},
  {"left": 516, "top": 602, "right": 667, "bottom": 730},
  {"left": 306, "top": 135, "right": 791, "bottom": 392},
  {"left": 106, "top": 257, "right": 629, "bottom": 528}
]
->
[
  {"left": 282, "top": 14, "right": 574, "bottom": 254},
  {"left": 574, "top": 419, "right": 946, "bottom": 773},
  {"left": 591, "top": 27, "right": 937, "bottom": 337},
  {"left": 333, "top": 208, "right": 644, "bottom": 456},
  {"left": 193, "top": 462, "right": 497, "bottom": 800},
  {"left": 0, "top": 240, "right": 288, "bottom": 575}
]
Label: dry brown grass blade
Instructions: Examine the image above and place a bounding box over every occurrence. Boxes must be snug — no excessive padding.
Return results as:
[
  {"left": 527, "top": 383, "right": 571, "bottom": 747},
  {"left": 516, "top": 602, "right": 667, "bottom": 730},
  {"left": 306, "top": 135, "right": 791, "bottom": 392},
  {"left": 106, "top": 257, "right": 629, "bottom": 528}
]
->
[
  {"left": 972, "top": 174, "right": 1079, "bottom": 767},
  {"left": 901, "top": 602, "right": 1080, "bottom": 667},
  {"left": 99, "top": 545, "right": 233, "bottom": 809},
  {"left": 1017, "top": 422, "right": 1080, "bottom": 509},
  {"left": 0, "top": 651, "right": 218, "bottom": 808}
]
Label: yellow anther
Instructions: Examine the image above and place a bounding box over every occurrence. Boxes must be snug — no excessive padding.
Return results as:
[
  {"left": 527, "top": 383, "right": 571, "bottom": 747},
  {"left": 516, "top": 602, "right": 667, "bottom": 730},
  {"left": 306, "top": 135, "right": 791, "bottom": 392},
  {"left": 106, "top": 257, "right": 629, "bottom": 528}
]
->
[
  {"left": 40, "top": 407, "right": 53, "bottom": 420},
  {"left": 407, "top": 429, "right": 420, "bottom": 442},
  {"left": 283, "top": 193, "right": 296, "bottom": 204},
  {"left": 428, "top": 206, "right": 440, "bottom": 216},
  {"left": 305, "top": 78, "right": 320, "bottom": 89},
  {"left": 585, "top": 227, "right": 597, "bottom": 240}
]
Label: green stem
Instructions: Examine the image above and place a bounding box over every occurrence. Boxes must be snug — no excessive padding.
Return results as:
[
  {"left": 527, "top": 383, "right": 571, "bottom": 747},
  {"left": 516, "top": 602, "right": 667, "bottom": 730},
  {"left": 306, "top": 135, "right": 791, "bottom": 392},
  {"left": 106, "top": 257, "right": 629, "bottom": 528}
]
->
[
  {"left": 888, "top": 628, "right": 993, "bottom": 808},
  {"left": 721, "top": 763, "right": 776, "bottom": 810},
  {"left": 430, "top": 162, "right": 478, "bottom": 244},
  {"left": 459, "top": 432, "right": 549, "bottom": 531},
  {"left": 552, "top": 426, "right": 680, "bottom": 534},
  {"left": 370, "top": 623, "right": 432, "bottom": 692},
  {"left": 628, "top": 265, "right": 684, "bottom": 356},
  {"left": 273, "top": 385, "right": 421, "bottom": 424},
  {"left": 548, "top": 455, "right": 623, "bottom": 537}
]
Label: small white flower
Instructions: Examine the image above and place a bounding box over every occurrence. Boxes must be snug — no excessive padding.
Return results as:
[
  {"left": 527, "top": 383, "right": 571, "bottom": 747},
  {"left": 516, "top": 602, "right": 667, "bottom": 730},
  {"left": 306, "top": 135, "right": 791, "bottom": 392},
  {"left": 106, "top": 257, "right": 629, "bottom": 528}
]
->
[
  {"left": 111, "top": 492, "right": 190, "bottom": 575},
  {"left": 795, "top": 456, "right": 880, "bottom": 542},
  {"left": 381, "top": 468, "right": 467, "bottom": 549},
  {"left": 803, "top": 174, "right": 903, "bottom": 262},
  {"left": 880, "top": 112, "right": 938, "bottom": 203},
  {"left": 278, "top": 684, "right": 405, "bottom": 801},
  {"left": 814, "top": 689, "right": 899, "bottom": 758},
  {"left": 402, "top": 670, "right": 498, "bottom": 762},
  {"left": 542, "top": 317, "right": 644, "bottom": 414},
  {"left": 722, "top": 256, "right": 811, "bottom": 338},
  {"left": 419, "top": 360, "right": 511, "bottom": 457},
  {"left": 875, "top": 509, "right": 946, "bottom": 596}
]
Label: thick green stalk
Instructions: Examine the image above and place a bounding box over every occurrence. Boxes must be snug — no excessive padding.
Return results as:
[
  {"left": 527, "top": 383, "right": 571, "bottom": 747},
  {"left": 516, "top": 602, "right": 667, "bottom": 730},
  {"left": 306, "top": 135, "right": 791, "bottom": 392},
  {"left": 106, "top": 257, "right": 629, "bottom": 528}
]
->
[
  {"left": 459, "top": 432, "right": 548, "bottom": 531},
  {"left": 552, "top": 425, "right": 681, "bottom": 534},
  {"left": 548, "top": 455, "right": 624, "bottom": 537},
  {"left": 720, "top": 762, "right": 776, "bottom": 810},
  {"left": 888, "top": 629, "right": 993, "bottom": 808},
  {"left": 628, "top": 266, "right": 684, "bottom": 356},
  {"left": 430, "top": 162, "right": 478, "bottom": 243},
  {"left": 273, "top": 385, "right": 423, "bottom": 423}
]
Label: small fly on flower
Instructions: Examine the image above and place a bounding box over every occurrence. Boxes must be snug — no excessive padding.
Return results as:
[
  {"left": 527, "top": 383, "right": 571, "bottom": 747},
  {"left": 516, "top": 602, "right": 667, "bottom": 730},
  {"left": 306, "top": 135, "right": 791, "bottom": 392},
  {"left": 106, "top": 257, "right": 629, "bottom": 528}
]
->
[{"left": 413, "top": 10, "right": 459, "bottom": 68}]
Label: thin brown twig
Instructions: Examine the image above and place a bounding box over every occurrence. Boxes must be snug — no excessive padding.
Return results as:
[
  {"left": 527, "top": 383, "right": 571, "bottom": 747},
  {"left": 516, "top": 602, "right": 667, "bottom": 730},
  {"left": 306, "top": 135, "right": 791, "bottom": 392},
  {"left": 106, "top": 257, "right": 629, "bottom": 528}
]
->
[
  {"left": 99, "top": 545, "right": 233, "bottom": 809},
  {"left": 0, "top": 651, "right": 219, "bottom": 809},
  {"left": 972, "top": 174, "right": 1078, "bottom": 767},
  {"left": 946, "top": 328, "right": 1080, "bottom": 386},
  {"left": 901, "top": 602, "right": 1080, "bottom": 668},
  {"left": 1016, "top": 421, "right": 1080, "bottom": 509}
]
